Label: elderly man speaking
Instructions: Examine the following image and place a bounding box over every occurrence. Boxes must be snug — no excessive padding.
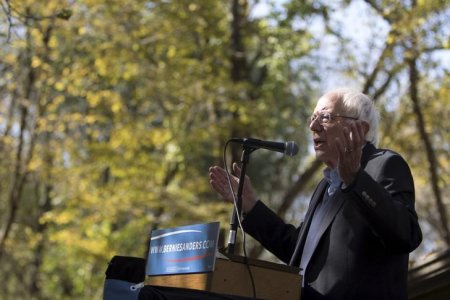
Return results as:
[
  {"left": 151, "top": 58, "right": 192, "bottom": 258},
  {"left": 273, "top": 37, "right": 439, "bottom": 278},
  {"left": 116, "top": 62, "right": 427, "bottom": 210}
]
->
[{"left": 209, "top": 88, "right": 422, "bottom": 300}]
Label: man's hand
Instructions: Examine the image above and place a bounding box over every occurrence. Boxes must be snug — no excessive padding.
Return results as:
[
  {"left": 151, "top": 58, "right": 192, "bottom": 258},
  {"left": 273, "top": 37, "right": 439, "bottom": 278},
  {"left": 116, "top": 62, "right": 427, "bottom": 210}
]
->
[
  {"left": 335, "top": 120, "right": 368, "bottom": 186},
  {"left": 209, "top": 163, "right": 258, "bottom": 213}
]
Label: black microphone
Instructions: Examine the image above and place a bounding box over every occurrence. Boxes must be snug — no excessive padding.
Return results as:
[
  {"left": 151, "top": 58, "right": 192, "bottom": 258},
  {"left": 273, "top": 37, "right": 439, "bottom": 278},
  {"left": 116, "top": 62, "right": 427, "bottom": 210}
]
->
[{"left": 230, "top": 138, "right": 299, "bottom": 157}]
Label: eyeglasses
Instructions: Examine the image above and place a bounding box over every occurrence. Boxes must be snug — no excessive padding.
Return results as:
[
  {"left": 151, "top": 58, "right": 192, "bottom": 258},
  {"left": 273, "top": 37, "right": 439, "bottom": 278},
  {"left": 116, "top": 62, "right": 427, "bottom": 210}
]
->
[{"left": 309, "top": 112, "right": 358, "bottom": 124}]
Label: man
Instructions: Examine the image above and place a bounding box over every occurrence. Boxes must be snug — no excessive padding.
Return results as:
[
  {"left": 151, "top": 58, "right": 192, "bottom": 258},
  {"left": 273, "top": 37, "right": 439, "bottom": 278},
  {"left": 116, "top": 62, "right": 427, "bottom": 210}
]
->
[{"left": 209, "top": 88, "right": 422, "bottom": 299}]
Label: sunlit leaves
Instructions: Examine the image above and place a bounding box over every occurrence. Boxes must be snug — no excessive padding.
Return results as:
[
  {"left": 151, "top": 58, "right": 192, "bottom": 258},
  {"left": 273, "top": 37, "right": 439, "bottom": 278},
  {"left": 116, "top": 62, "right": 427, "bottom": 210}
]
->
[{"left": 1, "top": 0, "right": 449, "bottom": 298}]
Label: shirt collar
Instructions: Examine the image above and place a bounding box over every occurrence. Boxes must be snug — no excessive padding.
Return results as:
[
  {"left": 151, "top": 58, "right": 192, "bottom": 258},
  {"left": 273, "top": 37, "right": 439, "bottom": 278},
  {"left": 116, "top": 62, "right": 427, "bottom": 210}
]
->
[{"left": 323, "top": 167, "right": 341, "bottom": 196}]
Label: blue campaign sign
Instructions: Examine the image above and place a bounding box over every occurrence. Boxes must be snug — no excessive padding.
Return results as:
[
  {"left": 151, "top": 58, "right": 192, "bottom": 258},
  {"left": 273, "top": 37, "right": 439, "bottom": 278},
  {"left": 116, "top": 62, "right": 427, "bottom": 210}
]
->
[{"left": 146, "top": 222, "right": 220, "bottom": 276}]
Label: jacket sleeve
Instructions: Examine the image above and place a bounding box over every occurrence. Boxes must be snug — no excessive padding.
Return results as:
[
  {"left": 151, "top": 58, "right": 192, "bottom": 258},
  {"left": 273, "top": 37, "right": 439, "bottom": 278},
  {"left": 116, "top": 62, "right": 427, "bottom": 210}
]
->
[
  {"left": 342, "top": 151, "right": 422, "bottom": 253},
  {"left": 242, "top": 200, "right": 301, "bottom": 263}
]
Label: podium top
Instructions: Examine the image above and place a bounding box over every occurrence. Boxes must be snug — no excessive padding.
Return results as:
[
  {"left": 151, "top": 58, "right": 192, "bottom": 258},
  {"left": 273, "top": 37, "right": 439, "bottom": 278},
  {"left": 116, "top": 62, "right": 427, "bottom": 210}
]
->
[{"left": 218, "top": 251, "right": 301, "bottom": 274}]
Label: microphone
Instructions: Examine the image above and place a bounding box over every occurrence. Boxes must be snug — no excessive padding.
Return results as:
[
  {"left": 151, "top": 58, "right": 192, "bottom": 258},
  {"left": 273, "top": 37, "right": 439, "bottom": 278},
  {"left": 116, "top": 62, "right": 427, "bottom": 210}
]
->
[{"left": 230, "top": 138, "right": 299, "bottom": 157}]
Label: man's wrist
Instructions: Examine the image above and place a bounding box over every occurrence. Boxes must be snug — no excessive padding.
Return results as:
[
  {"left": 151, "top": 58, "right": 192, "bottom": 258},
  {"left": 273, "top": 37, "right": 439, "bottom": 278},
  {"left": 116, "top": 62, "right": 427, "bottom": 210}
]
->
[
  {"left": 243, "top": 199, "right": 259, "bottom": 217},
  {"left": 341, "top": 170, "right": 362, "bottom": 192}
]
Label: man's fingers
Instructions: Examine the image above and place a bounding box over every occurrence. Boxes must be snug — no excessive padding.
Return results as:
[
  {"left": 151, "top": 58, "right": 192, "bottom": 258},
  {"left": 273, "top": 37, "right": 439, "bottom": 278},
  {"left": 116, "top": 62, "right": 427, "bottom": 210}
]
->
[
  {"left": 232, "top": 162, "right": 241, "bottom": 176},
  {"left": 349, "top": 121, "right": 366, "bottom": 150},
  {"left": 209, "top": 165, "right": 241, "bottom": 201}
]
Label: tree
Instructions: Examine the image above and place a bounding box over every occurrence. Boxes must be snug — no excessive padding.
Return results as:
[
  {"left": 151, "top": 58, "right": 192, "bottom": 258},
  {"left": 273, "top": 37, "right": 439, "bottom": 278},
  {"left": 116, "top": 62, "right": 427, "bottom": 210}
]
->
[
  {"left": 361, "top": 0, "right": 450, "bottom": 249},
  {"left": 1, "top": 0, "right": 449, "bottom": 298},
  {"left": 0, "top": 0, "right": 321, "bottom": 297}
]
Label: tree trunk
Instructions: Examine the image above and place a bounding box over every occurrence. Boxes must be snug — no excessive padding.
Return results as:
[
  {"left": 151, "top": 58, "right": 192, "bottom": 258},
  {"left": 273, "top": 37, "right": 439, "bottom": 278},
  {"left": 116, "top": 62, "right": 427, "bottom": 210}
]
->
[
  {"left": 229, "top": 0, "right": 249, "bottom": 164},
  {"left": 407, "top": 56, "right": 450, "bottom": 246},
  {"left": 0, "top": 17, "right": 36, "bottom": 261}
]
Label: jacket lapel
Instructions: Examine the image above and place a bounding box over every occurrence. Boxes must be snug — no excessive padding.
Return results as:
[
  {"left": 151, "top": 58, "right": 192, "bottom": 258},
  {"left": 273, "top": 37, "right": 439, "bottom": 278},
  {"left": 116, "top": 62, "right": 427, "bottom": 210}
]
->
[
  {"left": 313, "top": 191, "right": 345, "bottom": 248},
  {"left": 289, "top": 179, "right": 327, "bottom": 266}
]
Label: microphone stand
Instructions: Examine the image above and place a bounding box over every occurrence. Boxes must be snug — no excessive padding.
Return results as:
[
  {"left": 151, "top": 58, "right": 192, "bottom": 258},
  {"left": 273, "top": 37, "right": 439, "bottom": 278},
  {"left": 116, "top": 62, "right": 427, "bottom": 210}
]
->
[{"left": 227, "top": 145, "right": 255, "bottom": 255}]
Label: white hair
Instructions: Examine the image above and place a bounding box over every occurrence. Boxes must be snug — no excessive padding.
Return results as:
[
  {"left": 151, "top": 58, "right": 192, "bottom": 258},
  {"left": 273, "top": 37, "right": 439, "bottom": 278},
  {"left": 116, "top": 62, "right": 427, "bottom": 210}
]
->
[{"left": 329, "top": 88, "right": 380, "bottom": 146}]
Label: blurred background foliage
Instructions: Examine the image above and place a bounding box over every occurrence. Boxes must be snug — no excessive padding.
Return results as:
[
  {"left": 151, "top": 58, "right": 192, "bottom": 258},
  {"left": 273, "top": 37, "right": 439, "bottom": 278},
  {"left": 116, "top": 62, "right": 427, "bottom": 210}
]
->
[{"left": 0, "top": 0, "right": 449, "bottom": 298}]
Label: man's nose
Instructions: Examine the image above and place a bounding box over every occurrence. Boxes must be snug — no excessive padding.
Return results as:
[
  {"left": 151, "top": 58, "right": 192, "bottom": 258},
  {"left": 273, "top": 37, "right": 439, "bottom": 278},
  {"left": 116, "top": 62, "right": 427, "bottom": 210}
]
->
[{"left": 309, "top": 118, "right": 322, "bottom": 132}]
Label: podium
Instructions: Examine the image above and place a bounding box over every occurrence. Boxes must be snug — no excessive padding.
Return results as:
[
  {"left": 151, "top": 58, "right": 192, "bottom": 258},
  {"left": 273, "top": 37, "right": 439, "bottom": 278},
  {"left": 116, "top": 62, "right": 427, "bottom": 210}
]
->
[{"left": 147, "top": 254, "right": 302, "bottom": 300}]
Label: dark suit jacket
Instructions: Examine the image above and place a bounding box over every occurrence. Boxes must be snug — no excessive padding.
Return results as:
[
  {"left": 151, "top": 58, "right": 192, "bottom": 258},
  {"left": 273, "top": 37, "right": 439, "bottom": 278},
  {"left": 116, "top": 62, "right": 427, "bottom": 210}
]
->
[{"left": 242, "top": 143, "right": 422, "bottom": 300}]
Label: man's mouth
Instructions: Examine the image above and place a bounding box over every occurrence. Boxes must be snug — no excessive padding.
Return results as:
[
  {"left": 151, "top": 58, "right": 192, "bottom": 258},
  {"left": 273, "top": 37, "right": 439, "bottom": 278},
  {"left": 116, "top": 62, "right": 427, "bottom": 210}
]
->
[{"left": 314, "top": 139, "right": 326, "bottom": 148}]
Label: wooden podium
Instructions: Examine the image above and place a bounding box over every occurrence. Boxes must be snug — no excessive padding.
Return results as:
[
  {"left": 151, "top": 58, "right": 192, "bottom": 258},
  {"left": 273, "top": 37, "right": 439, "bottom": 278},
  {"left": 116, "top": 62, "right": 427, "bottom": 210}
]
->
[{"left": 147, "top": 253, "right": 302, "bottom": 299}]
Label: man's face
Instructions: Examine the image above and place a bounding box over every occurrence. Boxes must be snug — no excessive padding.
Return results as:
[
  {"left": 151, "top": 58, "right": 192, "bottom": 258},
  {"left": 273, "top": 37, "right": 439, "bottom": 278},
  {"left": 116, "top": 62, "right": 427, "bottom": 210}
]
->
[{"left": 309, "top": 93, "right": 351, "bottom": 168}]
